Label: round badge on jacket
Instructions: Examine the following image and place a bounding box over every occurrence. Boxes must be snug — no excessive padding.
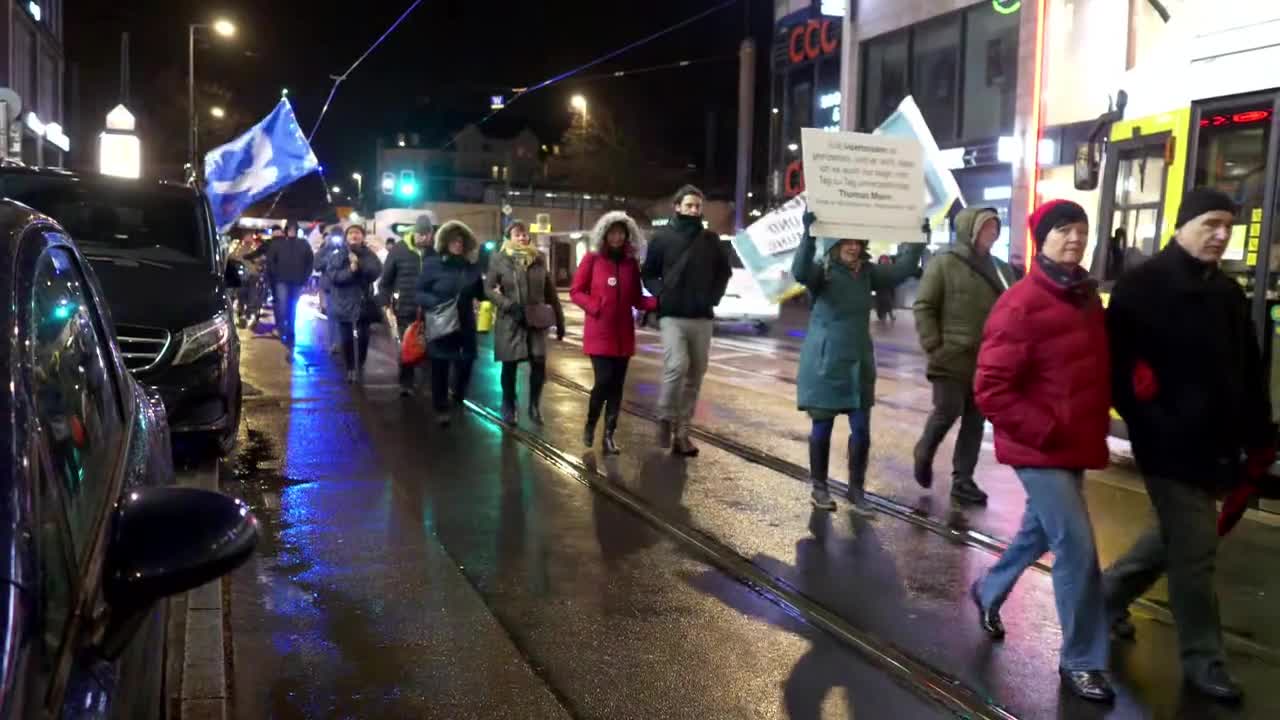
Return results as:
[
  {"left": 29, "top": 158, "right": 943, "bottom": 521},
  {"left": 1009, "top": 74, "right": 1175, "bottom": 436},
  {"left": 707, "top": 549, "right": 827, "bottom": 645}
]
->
[{"left": 607, "top": 277, "right": 617, "bottom": 286}]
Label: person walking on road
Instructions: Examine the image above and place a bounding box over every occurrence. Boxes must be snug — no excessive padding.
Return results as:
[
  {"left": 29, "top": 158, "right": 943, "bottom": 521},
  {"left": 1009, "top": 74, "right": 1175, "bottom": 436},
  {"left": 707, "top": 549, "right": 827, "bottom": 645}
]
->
[
  {"left": 873, "top": 254, "right": 896, "bottom": 325},
  {"left": 486, "top": 219, "right": 566, "bottom": 425},
  {"left": 381, "top": 213, "right": 438, "bottom": 396},
  {"left": 793, "top": 210, "right": 924, "bottom": 514},
  {"left": 970, "top": 199, "right": 1115, "bottom": 703},
  {"left": 571, "top": 211, "right": 658, "bottom": 454},
  {"left": 641, "top": 185, "right": 732, "bottom": 456},
  {"left": 325, "top": 224, "right": 383, "bottom": 384},
  {"left": 318, "top": 228, "right": 346, "bottom": 355},
  {"left": 266, "top": 220, "right": 315, "bottom": 353},
  {"left": 417, "top": 220, "right": 485, "bottom": 426},
  {"left": 1101, "top": 188, "right": 1274, "bottom": 703},
  {"left": 912, "top": 207, "right": 1019, "bottom": 506}
]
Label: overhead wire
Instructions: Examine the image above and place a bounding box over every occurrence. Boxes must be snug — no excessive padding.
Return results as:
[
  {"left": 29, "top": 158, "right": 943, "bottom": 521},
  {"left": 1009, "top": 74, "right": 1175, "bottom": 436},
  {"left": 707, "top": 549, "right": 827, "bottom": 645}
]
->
[
  {"left": 266, "top": 0, "right": 425, "bottom": 217},
  {"left": 441, "top": 0, "right": 739, "bottom": 149}
]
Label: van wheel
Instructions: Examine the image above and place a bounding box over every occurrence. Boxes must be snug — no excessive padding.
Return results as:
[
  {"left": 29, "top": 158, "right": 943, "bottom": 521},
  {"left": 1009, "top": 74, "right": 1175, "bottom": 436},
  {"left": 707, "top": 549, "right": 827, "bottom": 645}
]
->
[{"left": 753, "top": 321, "right": 769, "bottom": 335}]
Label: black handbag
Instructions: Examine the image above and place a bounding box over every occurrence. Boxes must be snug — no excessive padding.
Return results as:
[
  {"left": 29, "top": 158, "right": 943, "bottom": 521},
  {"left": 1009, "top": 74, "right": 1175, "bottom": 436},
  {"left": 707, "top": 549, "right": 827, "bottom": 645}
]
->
[{"left": 425, "top": 296, "right": 461, "bottom": 340}]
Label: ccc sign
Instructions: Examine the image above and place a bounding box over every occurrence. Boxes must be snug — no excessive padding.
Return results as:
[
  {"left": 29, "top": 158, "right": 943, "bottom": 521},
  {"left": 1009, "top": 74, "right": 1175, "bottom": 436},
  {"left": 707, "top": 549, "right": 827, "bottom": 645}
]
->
[{"left": 789, "top": 19, "right": 839, "bottom": 65}]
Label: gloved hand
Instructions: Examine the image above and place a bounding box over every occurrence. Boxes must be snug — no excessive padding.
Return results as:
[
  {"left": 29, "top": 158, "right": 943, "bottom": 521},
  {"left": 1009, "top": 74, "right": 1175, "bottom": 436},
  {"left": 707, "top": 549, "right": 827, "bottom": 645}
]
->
[
  {"left": 802, "top": 210, "right": 817, "bottom": 230},
  {"left": 1132, "top": 360, "right": 1158, "bottom": 402},
  {"left": 1218, "top": 482, "right": 1255, "bottom": 537},
  {"left": 556, "top": 327, "right": 565, "bottom": 342},
  {"left": 1246, "top": 445, "right": 1276, "bottom": 481}
]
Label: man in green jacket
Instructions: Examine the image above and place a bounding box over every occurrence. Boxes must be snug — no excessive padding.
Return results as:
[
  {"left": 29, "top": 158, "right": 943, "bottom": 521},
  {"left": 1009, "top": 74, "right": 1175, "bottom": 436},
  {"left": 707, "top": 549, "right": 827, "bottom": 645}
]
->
[{"left": 912, "top": 207, "right": 1019, "bottom": 505}]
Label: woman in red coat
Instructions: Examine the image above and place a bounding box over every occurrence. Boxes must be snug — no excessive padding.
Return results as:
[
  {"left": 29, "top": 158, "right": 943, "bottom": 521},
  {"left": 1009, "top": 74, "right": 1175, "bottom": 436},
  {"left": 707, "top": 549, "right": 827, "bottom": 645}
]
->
[
  {"left": 571, "top": 211, "right": 657, "bottom": 453},
  {"left": 971, "top": 200, "right": 1115, "bottom": 703}
]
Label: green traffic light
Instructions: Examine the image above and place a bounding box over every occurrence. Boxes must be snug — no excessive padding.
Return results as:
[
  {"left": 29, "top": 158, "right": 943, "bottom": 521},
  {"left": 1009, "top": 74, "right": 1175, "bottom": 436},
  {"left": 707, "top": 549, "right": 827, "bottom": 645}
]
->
[
  {"left": 397, "top": 182, "right": 418, "bottom": 199},
  {"left": 484, "top": 241, "right": 496, "bottom": 250}
]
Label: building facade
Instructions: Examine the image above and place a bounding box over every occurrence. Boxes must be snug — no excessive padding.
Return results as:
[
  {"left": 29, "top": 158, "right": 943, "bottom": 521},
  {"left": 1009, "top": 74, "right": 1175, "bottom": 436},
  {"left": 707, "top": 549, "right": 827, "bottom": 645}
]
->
[
  {"left": 0, "top": 0, "right": 67, "bottom": 166},
  {"left": 375, "top": 124, "right": 544, "bottom": 209}
]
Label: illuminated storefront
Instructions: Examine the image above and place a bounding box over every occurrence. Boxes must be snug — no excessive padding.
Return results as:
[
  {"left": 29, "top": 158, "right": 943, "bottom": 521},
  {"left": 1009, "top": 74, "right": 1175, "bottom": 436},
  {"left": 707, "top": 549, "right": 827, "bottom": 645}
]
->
[{"left": 767, "top": 1, "right": 842, "bottom": 204}]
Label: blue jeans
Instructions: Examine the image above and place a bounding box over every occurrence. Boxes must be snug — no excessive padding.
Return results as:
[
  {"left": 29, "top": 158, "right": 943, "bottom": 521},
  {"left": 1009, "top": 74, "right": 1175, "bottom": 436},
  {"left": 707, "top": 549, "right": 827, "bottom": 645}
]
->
[
  {"left": 978, "top": 467, "right": 1109, "bottom": 671},
  {"left": 274, "top": 282, "right": 303, "bottom": 346},
  {"left": 810, "top": 409, "right": 871, "bottom": 492}
]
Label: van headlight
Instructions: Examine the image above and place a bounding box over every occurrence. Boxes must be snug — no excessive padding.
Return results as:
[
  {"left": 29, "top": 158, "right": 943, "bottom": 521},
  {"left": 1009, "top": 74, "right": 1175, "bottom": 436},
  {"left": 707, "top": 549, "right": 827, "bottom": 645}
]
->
[{"left": 172, "top": 313, "right": 232, "bottom": 365}]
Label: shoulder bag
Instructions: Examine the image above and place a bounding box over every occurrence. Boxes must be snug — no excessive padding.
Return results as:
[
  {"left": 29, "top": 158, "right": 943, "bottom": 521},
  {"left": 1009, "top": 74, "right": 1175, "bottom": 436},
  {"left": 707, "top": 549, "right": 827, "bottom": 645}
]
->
[{"left": 425, "top": 296, "right": 461, "bottom": 340}]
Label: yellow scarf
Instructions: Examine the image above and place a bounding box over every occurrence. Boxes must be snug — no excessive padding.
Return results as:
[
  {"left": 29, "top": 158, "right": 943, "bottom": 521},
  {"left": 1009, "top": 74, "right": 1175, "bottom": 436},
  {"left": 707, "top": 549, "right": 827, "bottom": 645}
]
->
[{"left": 502, "top": 239, "right": 540, "bottom": 268}]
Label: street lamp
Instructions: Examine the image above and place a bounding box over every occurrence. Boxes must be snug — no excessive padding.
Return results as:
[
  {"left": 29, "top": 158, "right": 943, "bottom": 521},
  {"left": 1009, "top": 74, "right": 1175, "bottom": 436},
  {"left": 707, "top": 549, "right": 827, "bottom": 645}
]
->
[
  {"left": 189, "top": 17, "right": 236, "bottom": 176},
  {"left": 331, "top": 185, "right": 342, "bottom": 195},
  {"left": 351, "top": 172, "right": 363, "bottom": 195},
  {"left": 209, "top": 106, "right": 225, "bottom": 119},
  {"left": 570, "top": 94, "right": 588, "bottom": 129}
]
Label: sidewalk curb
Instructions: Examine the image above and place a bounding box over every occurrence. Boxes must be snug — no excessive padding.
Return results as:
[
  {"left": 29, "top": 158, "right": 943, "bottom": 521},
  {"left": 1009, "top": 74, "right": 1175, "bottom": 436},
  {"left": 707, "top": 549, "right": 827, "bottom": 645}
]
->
[{"left": 170, "top": 462, "right": 230, "bottom": 720}]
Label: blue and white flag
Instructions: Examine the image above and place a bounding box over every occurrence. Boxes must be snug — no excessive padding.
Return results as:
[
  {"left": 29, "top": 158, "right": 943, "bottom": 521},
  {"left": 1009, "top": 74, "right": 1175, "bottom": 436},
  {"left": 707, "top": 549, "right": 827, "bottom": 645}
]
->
[{"left": 204, "top": 99, "right": 319, "bottom": 230}]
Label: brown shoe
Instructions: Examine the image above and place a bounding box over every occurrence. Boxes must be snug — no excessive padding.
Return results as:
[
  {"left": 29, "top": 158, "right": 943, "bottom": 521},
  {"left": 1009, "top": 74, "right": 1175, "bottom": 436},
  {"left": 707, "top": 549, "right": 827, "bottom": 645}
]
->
[{"left": 656, "top": 419, "right": 673, "bottom": 449}]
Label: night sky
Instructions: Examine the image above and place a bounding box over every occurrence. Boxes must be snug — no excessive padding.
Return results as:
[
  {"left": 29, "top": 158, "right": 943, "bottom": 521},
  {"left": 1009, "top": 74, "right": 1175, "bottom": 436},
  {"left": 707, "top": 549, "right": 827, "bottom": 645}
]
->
[{"left": 67, "top": 0, "right": 775, "bottom": 214}]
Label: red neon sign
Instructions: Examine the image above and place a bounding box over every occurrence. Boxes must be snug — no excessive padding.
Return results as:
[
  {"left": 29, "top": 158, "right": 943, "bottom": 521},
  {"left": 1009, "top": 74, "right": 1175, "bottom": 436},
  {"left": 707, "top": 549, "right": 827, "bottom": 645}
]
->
[
  {"left": 788, "top": 19, "right": 839, "bottom": 65},
  {"left": 784, "top": 161, "right": 805, "bottom": 196},
  {"left": 1199, "top": 109, "right": 1272, "bottom": 128}
]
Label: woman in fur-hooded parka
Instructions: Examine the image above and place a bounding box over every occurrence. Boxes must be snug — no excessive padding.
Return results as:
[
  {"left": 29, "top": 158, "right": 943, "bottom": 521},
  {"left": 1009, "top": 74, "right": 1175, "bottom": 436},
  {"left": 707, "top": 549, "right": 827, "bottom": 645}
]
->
[{"left": 570, "top": 212, "right": 658, "bottom": 452}]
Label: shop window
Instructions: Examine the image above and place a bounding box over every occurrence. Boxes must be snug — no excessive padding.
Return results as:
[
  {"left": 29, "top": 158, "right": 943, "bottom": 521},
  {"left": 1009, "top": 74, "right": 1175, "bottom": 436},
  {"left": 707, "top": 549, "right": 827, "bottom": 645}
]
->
[
  {"left": 963, "top": 4, "right": 1019, "bottom": 138},
  {"left": 912, "top": 16, "right": 961, "bottom": 142},
  {"left": 860, "top": 33, "right": 908, "bottom": 131}
]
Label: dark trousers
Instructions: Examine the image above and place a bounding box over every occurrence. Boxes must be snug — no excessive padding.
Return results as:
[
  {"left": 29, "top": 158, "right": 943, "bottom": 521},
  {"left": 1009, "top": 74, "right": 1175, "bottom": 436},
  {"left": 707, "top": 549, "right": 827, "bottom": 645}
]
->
[
  {"left": 808, "top": 410, "right": 871, "bottom": 492},
  {"left": 430, "top": 357, "right": 474, "bottom": 413},
  {"left": 1103, "top": 476, "right": 1223, "bottom": 674},
  {"left": 588, "top": 356, "right": 631, "bottom": 427},
  {"left": 915, "top": 379, "right": 985, "bottom": 482},
  {"left": 273, "top": 282, "right": 303, "bottom": 346},
  {"left": 338, "top": 320, "right": 371, "bottom": 372},
  {"left": 501, "top": 359, "right": 546, "bottom": 409},
  {"left": 395, "top": 314, "right": 417, "bottom": 388}
]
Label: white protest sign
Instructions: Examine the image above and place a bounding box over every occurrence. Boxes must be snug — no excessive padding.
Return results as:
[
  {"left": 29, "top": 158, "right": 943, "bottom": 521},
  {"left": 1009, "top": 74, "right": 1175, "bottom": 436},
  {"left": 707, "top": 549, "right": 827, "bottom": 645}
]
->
[{"left": 801, "top": 128, "right": 925, "bottom": 245}]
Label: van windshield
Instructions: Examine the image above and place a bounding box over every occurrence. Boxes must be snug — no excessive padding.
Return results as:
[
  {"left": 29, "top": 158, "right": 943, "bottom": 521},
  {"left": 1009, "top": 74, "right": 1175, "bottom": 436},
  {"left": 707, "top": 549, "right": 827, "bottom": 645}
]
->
[{"left": 0, "top": 175, "right": 208, "bottom": 265}]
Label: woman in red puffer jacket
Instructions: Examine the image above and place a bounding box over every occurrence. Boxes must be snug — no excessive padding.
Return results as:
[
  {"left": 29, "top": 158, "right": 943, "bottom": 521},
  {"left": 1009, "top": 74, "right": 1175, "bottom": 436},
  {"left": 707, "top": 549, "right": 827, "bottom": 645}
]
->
[
  {"left": 970, "top": 200, "right": 1116, "bottom": 704},
  {"left": 571, "top": 211, "right": 657, "bottom": 454}
]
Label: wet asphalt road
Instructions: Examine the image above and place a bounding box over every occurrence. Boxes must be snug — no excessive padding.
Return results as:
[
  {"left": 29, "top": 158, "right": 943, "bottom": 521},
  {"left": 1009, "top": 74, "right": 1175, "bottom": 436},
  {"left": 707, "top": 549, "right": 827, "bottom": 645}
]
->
[
  {"left": 222, "top": 304, "right": 951, "bottom": 719},
  {"left": 218, "top": 298, "right": 1280, "bottom": 719}
]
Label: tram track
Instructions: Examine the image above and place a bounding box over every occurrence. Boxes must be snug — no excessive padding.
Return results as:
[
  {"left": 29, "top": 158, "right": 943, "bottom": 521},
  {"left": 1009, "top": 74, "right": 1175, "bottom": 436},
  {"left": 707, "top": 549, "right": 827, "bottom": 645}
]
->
[
  {"left": 540, "top": 370, "right": 1280, "bottom": 666},
  {"left": 457, "top": 395, "right": 1021, "bottom": 720}
]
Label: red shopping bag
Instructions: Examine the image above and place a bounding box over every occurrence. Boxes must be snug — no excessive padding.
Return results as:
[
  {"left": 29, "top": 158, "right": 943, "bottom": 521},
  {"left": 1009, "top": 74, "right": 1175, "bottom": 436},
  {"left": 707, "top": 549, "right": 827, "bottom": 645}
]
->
[{"left": 400, "top": 311, "right": 428, "bottom": 366}]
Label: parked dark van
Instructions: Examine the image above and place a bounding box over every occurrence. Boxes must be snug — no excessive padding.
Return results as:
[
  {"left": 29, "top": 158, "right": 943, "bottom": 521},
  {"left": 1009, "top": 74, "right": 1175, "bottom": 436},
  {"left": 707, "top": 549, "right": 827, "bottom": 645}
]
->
[{"left": 0, "top": 167, "right": 243, "bottom": 454}]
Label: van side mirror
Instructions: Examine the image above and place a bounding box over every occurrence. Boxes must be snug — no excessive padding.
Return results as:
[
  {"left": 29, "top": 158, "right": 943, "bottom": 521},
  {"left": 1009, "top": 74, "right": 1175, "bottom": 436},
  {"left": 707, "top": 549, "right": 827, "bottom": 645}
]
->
[
  {"left": 104, "top": 487, "right": 257, "bottom": 609},
  {"left": 1074, "top": 142, "right": 1101, "bottom": 191},
  {"left": 224, "top": 258, "right": 245, "bottom": 288}
]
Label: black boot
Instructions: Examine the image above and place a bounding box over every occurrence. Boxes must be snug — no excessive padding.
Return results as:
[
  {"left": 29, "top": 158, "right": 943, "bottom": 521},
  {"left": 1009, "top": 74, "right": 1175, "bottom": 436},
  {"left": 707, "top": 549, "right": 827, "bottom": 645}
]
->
[
  {"left": 848, "top": 434, "right": 873, "bottom": 516},
  {"left": 809, "top": 433, "right": 835, "bottom": 511},
  {"left": 528, "top": 384, "right": 544, "bottom": 424},
  {"left": 583, "top": 407, "right": 600, "bottom": 448},
  {"left": 602, "top": 412, "right": 621, "bottom": 455}
]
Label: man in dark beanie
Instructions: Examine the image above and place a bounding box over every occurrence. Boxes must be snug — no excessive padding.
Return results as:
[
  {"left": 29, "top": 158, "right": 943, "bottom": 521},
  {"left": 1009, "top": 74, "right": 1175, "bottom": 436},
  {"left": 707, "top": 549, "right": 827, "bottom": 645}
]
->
[
  {"left": 380, "top": 212, "right": 437, "bottom": 395},
  {"left": 1102, "top": 187, "right": 1274, "bottom": 702}
]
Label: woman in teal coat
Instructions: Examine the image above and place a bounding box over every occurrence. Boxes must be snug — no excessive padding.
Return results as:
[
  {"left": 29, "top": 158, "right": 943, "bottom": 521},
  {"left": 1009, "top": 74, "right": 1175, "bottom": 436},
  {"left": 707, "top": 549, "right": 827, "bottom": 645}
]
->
[{"left": 794, "top": 210, "right": 924, "bottom": 512}]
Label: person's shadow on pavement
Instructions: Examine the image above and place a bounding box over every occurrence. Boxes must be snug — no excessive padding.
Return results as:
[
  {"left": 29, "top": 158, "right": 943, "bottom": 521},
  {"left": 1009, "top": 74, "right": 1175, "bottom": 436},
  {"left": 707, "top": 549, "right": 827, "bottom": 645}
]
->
[{"left": 682, "top": 509, "right": 920, "bottom": 719}]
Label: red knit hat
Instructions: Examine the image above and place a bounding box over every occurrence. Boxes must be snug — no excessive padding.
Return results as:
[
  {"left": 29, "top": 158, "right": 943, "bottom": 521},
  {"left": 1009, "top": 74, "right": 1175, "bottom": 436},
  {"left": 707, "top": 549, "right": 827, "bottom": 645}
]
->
[{"left": 1027, "top": 199, "right": 1087, "bottom": 250}]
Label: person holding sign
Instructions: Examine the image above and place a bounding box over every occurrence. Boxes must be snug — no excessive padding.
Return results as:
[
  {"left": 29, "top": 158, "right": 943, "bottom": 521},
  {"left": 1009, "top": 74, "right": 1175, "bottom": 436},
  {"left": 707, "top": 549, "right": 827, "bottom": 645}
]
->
[
  {"left": 970, "top": 200, "right": 1115, "bottom": 703},
  {"left": 793, "top": 209, "right": 924, "bottom": 513}
]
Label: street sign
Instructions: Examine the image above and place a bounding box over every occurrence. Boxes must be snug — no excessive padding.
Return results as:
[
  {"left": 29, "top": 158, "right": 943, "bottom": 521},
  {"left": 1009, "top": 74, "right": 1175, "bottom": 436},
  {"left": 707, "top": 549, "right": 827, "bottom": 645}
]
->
[{"left": 502, "top": 204, "right": 513, "bottom": 216}]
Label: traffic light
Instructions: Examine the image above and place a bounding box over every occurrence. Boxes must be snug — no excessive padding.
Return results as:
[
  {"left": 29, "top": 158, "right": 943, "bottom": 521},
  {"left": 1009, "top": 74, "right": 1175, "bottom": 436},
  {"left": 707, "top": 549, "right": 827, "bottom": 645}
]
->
[
  {"left": 484, "top": 240, "right": 496, "bottom": 251},
  {"left": 396, "top": 170, "right": 419, "bottom": 201},
  {"left": 380, "top": 172, "right": 395, "bottom": 195}
]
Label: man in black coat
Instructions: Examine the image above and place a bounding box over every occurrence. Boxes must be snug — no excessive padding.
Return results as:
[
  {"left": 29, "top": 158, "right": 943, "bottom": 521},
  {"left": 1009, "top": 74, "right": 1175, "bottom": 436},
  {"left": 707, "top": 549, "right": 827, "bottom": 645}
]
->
[
  {"left": 381, "top": 214, "right": 438, "bottom": 394},
  {"left": 641, "top": 184, "right": 731, "bottom": 455},
  {"left": 1102, "top": 188, "right": 1275, "bottom": 703},
  {"left": 265, "top": 222, "right": 315, "bottom": 350}
]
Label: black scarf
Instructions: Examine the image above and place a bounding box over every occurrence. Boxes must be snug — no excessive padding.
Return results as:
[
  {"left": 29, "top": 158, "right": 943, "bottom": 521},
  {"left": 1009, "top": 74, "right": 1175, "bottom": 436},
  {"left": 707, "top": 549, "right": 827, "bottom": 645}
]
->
[{"left": 1036, "top": 253, "right": 1097, "bottom": 297}]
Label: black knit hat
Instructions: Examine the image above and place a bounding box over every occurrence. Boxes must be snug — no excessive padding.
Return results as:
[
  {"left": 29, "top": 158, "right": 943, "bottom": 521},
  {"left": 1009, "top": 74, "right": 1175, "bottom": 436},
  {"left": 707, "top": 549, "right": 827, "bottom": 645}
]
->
[
  {"left": 1175, "top": 188, "right": 1238, "bottom": 228},
  {"left": 1028, "top": 199, "right": 1088, "bottom": 250}
]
